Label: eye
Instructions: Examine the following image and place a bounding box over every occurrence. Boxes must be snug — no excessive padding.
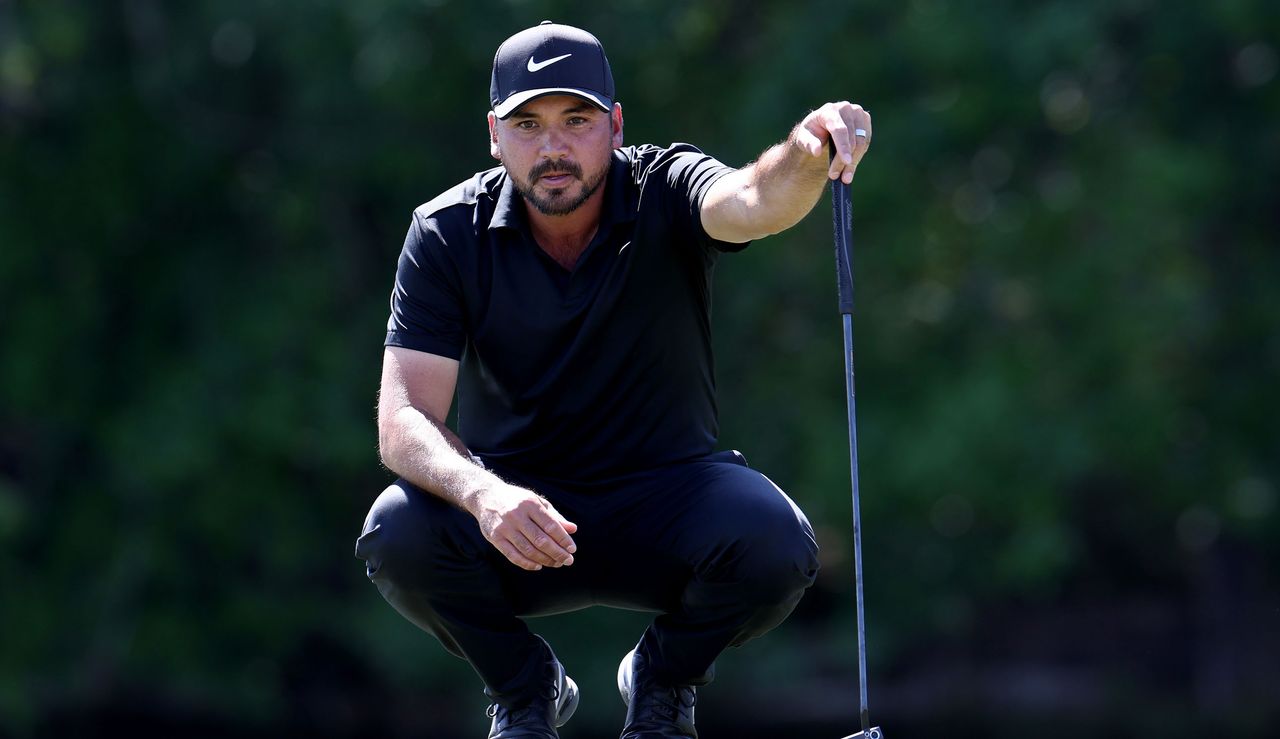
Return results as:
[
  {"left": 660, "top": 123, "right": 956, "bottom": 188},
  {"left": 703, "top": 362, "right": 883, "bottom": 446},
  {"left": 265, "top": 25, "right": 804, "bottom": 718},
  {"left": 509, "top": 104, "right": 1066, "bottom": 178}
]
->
[
  {"left": 567, "top": 116, "right": 588, "bottom": 126},
  {"left": 516, "top": 120, "right": 538, "bottom": 130}
]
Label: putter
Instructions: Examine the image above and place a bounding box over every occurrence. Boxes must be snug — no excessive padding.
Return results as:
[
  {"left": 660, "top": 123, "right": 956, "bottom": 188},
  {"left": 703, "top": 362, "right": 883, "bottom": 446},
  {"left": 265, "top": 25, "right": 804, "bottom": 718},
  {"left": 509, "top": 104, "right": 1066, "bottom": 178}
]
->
[{"left": 830, "top": 149, "right": 883, "bottom": 739}]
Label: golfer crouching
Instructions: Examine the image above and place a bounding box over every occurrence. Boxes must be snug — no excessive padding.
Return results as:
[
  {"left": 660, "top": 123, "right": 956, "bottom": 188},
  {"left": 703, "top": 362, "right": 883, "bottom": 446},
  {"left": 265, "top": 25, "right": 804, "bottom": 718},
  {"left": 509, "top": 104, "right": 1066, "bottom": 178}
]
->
[{"left": 356, "top": 20, "right": 872, "bottom": 739}]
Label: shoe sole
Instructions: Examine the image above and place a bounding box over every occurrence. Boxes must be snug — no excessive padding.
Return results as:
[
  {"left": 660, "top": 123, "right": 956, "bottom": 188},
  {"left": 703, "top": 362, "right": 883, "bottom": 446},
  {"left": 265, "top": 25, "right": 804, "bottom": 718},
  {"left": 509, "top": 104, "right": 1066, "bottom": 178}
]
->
[
  {"left": 556, "top": 675, "right": 580, "bottom": 727},
  {"left": 617, "top": 648, "right": 636, "bottom": 706}
]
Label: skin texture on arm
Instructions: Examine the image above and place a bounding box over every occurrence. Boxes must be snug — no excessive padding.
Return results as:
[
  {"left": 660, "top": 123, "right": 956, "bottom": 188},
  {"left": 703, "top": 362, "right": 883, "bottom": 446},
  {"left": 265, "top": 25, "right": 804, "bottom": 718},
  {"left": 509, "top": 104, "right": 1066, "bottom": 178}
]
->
[
  {"left": 377, "top": 346, "right": 578, "bottom": 571},
  {"left": 701, "top": 101, "right": 872, "bottom": 243}
]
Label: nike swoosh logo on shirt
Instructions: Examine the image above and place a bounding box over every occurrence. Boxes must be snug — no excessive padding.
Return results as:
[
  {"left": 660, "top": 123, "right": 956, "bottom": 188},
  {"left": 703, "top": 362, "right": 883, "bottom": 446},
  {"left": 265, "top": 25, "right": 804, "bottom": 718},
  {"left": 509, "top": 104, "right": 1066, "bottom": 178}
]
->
[
  {"left": 528, "top": 53, "right": 572, "bottom": 72},
  {"left": 618, "top": 240, "right": 633, "bottom": 254}
]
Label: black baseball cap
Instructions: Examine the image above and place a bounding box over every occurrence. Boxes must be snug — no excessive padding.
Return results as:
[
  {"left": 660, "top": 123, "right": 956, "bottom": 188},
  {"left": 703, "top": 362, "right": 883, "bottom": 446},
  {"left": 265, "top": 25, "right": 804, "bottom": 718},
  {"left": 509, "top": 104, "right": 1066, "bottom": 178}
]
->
[{"left": 490, "top": 21, "right": 614, "bottom": 119}]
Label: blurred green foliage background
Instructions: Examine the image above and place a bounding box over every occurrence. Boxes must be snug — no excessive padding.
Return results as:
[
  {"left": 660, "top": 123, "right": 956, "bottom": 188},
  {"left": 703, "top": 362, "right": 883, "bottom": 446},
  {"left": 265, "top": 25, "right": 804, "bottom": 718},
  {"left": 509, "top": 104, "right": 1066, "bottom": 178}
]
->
[{"left": 1, "top": 0, "right": 1277, "bottom": 737}]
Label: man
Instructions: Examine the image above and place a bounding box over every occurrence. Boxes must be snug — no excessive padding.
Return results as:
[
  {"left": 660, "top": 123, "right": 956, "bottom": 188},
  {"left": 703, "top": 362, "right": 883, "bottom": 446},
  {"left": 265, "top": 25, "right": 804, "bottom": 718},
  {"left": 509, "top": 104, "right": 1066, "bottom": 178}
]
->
[{"left": 356, "top": 20, "right": 872, "bottom": 739}]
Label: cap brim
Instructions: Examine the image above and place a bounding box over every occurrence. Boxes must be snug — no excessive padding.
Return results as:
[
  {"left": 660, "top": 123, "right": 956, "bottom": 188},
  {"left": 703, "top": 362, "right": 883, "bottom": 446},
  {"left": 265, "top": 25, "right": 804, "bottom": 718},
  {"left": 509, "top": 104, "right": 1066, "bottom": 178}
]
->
[{"left": 493, "top": 88, "right": 612, "bottom": 119}]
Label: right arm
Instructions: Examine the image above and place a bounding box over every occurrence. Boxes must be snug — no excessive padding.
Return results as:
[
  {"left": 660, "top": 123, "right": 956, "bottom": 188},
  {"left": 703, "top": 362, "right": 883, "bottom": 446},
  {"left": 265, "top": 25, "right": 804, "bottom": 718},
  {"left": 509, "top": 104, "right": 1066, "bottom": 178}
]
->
[{"left": 377, "top": 346, "right": 577, "bottom": 571}]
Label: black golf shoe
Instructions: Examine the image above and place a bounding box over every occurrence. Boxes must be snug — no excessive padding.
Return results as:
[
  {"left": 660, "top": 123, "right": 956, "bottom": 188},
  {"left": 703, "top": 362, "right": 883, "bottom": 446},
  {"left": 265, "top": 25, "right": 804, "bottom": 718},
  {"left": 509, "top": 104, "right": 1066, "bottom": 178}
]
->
[
  {"left": 487, "top": 657, "right": 579, "bottom": 739},
  {"left": 617, "top": 648, "right": 697, "bottom": 739}
]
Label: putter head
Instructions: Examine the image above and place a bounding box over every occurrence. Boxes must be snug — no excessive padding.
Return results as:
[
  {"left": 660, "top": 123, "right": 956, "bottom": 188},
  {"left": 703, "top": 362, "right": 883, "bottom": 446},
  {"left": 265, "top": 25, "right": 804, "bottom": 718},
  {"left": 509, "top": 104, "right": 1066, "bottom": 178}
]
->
[{"left": 839, "top": 728, "right": 883, "bottom": 739}]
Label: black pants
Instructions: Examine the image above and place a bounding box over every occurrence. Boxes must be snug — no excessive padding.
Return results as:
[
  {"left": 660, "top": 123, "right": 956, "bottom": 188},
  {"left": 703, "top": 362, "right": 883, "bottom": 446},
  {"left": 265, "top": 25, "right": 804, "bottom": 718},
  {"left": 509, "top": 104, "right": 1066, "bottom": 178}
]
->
[{"left": 354, "top": 450, "right": 820, "bottom": 708}]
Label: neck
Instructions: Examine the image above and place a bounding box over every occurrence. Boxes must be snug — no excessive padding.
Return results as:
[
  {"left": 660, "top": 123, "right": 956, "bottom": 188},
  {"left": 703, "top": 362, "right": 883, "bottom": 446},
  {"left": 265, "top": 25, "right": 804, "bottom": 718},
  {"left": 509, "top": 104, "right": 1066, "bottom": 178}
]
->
[{"left": 525, "top": 185, "right": 606, "bottom": 270}]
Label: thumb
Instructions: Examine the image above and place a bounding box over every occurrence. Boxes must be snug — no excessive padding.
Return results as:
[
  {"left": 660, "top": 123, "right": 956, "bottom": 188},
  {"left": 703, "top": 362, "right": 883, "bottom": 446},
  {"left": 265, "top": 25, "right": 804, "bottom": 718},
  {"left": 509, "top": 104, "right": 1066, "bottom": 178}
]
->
[
  {"left": 543, "top": 501, "right": 578, "bottom": 534},
  {"left": 791, "top": 123, "right": 826, "bottom": 158}
]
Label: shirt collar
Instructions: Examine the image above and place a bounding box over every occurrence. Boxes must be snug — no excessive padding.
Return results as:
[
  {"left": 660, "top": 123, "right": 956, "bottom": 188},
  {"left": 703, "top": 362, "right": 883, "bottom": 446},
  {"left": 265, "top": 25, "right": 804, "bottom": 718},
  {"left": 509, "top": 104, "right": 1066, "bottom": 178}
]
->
[
  {"left": 488, "top": 149, "right": 637, "bottom": 235},
  {"left": 488, "top": 170, "right": 522, "bottom": 232}
]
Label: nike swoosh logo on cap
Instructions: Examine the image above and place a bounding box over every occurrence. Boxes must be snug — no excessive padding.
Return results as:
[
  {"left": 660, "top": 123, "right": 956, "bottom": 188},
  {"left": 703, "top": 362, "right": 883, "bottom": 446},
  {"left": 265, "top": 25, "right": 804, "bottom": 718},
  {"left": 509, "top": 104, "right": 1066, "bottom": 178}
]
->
[{"left": 528, "top": 53, "right": 572, "bottom": 72}]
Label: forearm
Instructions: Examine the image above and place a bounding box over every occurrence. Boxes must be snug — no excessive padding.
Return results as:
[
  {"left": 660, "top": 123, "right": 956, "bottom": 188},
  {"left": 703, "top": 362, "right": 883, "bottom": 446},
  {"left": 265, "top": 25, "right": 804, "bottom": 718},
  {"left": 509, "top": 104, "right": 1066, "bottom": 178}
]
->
[
  {"left": 726, "top": 129, "right": 831, "bottom": 239},
  {"left": 378, "top": 405, "right": 501, "bottom": 516},
  {"left": 702, "top": 101, "right": 872, "bottom": 243},
  {"left": 378, "top": 402, "right": 579, "bottom": 571}
]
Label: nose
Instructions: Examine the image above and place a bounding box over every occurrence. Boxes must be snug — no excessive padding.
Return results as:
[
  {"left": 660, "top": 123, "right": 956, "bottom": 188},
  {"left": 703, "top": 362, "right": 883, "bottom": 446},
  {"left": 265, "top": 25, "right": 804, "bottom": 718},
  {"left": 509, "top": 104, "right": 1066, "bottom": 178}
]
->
[{"left": 539, "top": 127, "right": 569, "bottom": 159}]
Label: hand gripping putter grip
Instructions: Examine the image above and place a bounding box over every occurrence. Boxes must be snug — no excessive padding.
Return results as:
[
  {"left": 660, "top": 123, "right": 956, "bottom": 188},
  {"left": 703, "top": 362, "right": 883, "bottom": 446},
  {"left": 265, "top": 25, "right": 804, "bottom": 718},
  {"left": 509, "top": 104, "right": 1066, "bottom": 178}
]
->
[{"left": 831, "top": 149, "right": 883, "bottom": 739}]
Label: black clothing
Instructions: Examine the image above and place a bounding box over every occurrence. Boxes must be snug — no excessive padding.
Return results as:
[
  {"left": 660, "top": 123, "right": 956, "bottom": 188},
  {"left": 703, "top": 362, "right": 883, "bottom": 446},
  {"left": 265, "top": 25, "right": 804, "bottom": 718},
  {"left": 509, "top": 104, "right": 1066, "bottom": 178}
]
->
[
  {"left": 484, "top": 636, "right": 578, "bottom": 738},
  {"left": 384, "top": 144, "right": 746, "bottom": 480},
  {"left": 362, "top": 144, "right": 819, "bottom": 717},
  {"left": 620, "top": 647, "right": 698, "bottom": 739},
  {"left": 356, "top": 451, "right": 819, "bottom": 708}
]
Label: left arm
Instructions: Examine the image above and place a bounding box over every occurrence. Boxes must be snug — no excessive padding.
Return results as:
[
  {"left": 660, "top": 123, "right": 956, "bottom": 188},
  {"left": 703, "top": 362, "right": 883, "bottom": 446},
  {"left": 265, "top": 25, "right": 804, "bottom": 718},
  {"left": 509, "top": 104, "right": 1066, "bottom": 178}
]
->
[{"left": 701, "top": 101, "right": 872, "bottom": 243}]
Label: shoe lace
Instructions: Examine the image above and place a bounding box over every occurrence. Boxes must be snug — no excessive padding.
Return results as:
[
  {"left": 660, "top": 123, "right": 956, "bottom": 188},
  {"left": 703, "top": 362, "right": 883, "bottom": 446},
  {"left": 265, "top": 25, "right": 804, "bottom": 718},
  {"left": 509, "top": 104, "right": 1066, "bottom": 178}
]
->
[
  {"left": 486, "top": 681, "right": 562, "bottom": 721},
  {"left": 643, "top": 683, "right": 696, "bottom": 720}
]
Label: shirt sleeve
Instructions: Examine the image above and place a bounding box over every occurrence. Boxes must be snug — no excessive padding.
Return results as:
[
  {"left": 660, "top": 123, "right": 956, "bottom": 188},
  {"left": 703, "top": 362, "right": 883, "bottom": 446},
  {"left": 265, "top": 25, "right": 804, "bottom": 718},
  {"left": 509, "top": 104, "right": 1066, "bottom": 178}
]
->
[
  {"left": 384, "top": 213, "right": 467, "bottom": 359},
  {"left": 660, "top": 143, "right": 751, "bottom": 253}
]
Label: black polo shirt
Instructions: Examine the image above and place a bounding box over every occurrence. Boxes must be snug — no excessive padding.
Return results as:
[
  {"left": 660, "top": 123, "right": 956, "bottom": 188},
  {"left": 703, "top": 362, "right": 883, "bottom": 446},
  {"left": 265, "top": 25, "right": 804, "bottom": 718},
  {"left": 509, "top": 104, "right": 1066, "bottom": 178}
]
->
[{"left": 385, "top": 143, "right": 748, "bottom": 480}]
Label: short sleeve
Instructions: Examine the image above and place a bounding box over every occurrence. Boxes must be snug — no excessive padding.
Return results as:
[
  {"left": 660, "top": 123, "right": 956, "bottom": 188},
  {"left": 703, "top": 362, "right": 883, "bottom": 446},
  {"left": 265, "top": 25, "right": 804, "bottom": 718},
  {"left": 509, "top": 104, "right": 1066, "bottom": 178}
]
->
[
  {"left": 660, "top": 144, "right": 751, "bottom": 253},
  {"left": 384, "top": 214, "right": 467, "bottom": 359}
]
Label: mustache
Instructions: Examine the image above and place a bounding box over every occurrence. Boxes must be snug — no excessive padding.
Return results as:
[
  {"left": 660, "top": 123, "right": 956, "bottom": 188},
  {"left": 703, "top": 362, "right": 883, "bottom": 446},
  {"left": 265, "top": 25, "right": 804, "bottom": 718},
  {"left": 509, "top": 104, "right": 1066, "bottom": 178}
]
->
[{"left": 529, "top": 160, "right": 583, "bottom": 181}]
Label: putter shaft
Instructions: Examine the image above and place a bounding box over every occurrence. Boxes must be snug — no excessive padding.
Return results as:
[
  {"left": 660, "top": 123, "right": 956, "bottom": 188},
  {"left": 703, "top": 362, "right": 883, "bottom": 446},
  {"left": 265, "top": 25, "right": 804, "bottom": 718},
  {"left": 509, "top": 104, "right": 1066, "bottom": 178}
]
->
[
  {"left": 831, "top": 170, "right": 877, "bottom": 738},
  {"left": 842, "top": 313, "right": 870, "bottom": 733}
]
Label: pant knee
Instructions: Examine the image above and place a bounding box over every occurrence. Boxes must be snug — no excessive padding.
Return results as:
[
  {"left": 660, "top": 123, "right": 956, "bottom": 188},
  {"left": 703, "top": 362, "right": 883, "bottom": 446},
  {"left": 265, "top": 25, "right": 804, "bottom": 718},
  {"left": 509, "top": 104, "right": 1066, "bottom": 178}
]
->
[
  {"left": 717, "top": 487, "right": 820, "bottom": 601},
  {"left": 689, "top": 465, "right": 820, "bottom": 606},
  {"left": 714, "top": 531, "right": 819, "bottom": 646},
  {"left": 738, "top": 531, "right": 820, "bottom": 606},
  {"left": 355, "top": 484, "right": 408, "bottom": 582},
  {"left": 355, "top": 481, "right": 472, "bottom": 586}
]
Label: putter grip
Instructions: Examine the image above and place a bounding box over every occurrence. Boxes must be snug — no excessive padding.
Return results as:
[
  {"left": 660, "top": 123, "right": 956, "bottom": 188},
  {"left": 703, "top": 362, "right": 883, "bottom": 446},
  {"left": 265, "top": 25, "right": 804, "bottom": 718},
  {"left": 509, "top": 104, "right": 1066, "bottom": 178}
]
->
[{"left": 830, "top": 153, "right": 855, "bottom": 316}]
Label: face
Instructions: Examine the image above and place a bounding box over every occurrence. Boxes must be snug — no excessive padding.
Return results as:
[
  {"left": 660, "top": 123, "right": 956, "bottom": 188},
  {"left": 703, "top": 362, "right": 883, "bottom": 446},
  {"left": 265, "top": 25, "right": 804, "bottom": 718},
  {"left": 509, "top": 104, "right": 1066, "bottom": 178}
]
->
[{"left": 489, "top": 95, "right": 624, "bottom": 217}]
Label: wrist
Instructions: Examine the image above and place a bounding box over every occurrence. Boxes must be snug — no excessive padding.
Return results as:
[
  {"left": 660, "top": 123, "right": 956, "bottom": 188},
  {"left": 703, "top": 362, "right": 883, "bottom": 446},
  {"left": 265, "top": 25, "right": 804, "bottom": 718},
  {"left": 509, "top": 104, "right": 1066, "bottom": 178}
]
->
[
  {"left": 457, "top": 463, "right": 518, "bottom": 519},
  {"left": 786, "top": 123, "right": 811, "bottom": 154},
  {"left": 457, "top": 489, "right": 484, "bottom": 521}
]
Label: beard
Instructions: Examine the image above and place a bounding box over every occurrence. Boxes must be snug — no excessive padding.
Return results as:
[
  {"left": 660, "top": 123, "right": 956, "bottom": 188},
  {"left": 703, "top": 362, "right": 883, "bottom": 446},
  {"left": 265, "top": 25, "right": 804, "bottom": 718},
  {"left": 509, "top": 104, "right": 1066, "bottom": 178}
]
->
[{"left": 509, "top": 156, "right": 611, "bottom": 216}]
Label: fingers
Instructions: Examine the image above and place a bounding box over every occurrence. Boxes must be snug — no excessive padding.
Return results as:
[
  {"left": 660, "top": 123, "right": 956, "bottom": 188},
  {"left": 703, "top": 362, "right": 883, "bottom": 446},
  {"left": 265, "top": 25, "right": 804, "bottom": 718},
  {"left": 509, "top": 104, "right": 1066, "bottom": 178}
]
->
[
  {"left": 493, "top": 539, "right": 547, "bottom": 572},
  {"left": 481, "top": 490, "right": 578, "bottom": 572},
  {"left": 848, "top": 106, "right": 872, "bottom": 181},
  {"left": 541, "top": 501, "right": 578, "bottom": 535},
  {"left": 507, "top": 524, "right": 562, "bottom": 570},
  {"left": 803, "top": 101, "right": 872, "bottom": 184},
  {"left": 519, "top": 505, "right": 576, "bottom": 565},
  {"left": 824, "top": 110, "right": 854, "bottom": 180},
  {"left": 792, "top": 125, "right": 826, "bottom": 158}
]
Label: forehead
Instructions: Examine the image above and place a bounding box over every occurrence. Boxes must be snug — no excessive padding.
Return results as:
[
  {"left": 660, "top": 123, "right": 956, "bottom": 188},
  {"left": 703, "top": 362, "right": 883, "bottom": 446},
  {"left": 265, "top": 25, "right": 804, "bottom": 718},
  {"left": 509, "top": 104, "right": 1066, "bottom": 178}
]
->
[{"left": 507, "top": 94, "right": 600, "bottom": 119}]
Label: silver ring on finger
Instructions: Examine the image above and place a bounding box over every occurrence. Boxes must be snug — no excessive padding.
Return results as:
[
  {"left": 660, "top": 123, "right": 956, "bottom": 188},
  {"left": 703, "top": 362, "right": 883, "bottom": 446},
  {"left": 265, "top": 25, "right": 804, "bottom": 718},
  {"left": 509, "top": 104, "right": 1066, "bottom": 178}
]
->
[{"left": 855, "top": 128, "right": 868, "bottom": 138}]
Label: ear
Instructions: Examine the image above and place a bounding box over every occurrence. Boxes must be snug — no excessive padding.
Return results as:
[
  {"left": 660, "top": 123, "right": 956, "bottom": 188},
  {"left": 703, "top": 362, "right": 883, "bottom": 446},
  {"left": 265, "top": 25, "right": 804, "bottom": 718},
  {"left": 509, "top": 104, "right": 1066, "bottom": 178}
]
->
[
  {"left": 610, "top": 103, "right": 624, "bottom": 148},
  {"left": 487, "top": 112, "right": 501, "bottom": 161}
]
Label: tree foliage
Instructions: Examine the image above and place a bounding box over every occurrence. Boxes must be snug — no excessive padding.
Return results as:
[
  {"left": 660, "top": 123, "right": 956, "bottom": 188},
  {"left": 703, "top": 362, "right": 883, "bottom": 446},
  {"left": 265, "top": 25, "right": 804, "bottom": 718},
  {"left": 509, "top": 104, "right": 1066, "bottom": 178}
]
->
[{"left": 1, "top": 0, "right": 1276, "bottom": 736}]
